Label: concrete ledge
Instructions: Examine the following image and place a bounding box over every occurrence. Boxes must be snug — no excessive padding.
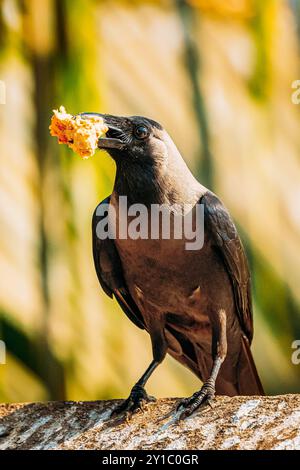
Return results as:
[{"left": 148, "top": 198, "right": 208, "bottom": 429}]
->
[{"left": 0, "top": 395, "right": 300, "bottom": 450}]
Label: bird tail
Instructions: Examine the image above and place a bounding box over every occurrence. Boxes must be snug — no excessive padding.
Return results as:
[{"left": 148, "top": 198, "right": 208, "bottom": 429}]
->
[
  {"left": 167, "top": 330, "right": 264, "bottom": 396},
  {"left": 236, "top": 335, "right": 264, "bottom": 395}
]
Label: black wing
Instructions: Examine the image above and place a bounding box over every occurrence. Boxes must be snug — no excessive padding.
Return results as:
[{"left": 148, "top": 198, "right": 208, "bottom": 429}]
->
[
  {"left": 92, "top": 196, "right": 145, "bottom": 330},
  {"left": 201, "top": 191, "right": 253, "bottom": 342}
]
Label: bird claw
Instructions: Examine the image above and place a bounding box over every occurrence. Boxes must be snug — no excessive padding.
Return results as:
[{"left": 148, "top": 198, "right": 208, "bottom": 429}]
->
[
  {"left": 175, "top": 381, "right": 215, "bottom": 420},
  {"left": 176, "top": 397, "right": 189, "bottom": 411},
  {"left": 111, "top": 384, "right": 156, "bottom": 419}
]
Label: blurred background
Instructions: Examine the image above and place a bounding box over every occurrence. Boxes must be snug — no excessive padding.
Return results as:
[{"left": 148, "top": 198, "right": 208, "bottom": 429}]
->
[{"left": 0, "top": 0, "right": 300, "bottom": 403}]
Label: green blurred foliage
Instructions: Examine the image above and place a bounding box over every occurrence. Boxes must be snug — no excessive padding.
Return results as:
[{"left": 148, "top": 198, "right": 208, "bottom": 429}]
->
[{"left": 0, "top": 0, "right": 300, "bottom": 402}]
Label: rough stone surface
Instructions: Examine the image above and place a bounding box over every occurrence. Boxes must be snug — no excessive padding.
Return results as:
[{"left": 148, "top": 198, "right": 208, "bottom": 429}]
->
[{"left": 0, "top": 395, "right": 300, "bottom": 450}]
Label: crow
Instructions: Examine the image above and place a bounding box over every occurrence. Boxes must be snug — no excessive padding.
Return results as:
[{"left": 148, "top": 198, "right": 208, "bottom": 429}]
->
[{"left": 82, "top": 113, "right": 264, "bottom": 420}]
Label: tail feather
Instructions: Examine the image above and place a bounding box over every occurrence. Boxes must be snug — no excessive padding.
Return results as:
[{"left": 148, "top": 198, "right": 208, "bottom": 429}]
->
[
  {"left": 237, "top": 335, "right": 264, "bottom": 395},
  {"left": 167, "top": 327, "right": 264, "bottom": 396}
]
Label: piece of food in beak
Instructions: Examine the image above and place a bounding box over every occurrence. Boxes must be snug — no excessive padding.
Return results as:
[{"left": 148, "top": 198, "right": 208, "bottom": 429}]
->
[{"left": 49, "top": 106, "right": 108, "bottom": 158}]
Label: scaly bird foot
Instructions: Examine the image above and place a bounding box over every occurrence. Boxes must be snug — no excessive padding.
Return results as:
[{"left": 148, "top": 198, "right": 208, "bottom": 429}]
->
[
  {"left": 111, "top": 384, "right": 156, "bottom": 418},
  {"left": 176, "top": 380, "right": 215, "bottom": 420}
]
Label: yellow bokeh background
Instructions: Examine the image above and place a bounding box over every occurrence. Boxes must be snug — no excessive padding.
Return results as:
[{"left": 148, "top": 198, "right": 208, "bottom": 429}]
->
[{"left": 0, "top": 0, "right": 300, "bottom": 402}]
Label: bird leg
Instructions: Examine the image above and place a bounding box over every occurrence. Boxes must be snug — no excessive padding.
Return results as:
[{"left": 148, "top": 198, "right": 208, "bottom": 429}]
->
[
  {"left": 176, "top": 309, "right": 227, "bottom": 420},
  {"left": 111, "top": 360, "right": 159, "bottom": 416},
  {"left": 111, "top": 315, "right": 167, "bottom": 418}
]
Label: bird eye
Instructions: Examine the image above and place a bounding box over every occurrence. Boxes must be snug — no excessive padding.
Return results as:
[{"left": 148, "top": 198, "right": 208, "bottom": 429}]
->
[{"left": 134, "top": 125, "right": 149, "bottom": 140}]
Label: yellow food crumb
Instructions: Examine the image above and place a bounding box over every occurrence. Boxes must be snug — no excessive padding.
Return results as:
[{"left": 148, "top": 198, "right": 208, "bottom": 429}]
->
[{"left": 49, "top": 106, "right": 108, "bottom": 158}]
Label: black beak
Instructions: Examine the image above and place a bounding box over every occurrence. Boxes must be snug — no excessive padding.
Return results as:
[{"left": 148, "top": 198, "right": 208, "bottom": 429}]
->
[{"left": 79, "top": 113, "right": 126, "bottom": 150}]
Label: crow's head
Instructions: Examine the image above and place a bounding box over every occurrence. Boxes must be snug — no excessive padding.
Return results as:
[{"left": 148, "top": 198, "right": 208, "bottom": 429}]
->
[
  {"left": 80, "top": 113, "right": 176, "bottom": 167},
  {"left": 80, "top": 113, "right": 197, "bottom": 204}
]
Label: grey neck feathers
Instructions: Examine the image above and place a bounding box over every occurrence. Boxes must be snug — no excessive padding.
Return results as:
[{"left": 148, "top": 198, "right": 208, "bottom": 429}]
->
[{"left": 113, "top": 154, "right": 202, "bottom": 207}]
